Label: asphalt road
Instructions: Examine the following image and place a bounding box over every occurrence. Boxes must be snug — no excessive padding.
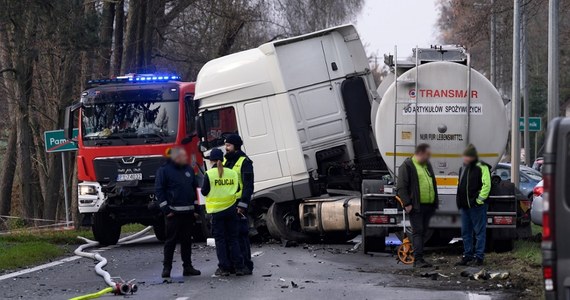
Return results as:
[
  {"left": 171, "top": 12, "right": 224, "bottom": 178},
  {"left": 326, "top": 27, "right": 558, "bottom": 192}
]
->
[{"left": 1, "top": 236, "right": 507, "bottom": 300}]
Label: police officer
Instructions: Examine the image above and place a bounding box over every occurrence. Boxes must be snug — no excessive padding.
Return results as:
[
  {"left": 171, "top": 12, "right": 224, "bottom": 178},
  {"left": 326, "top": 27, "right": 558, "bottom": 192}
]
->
[
  {"left": 155, "top": 147, "right": 201, "bottom": 278},
  {"left": 201, "top": 148, "right": 246, "bottom": 276},
  {"left": 223, "top": 134, "right": 254, "bottom": 274}
]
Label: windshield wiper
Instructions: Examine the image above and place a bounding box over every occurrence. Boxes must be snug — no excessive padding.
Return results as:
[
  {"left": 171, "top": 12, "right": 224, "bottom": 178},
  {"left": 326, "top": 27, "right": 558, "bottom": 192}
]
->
[
  {"left": 108, "top": 133, "right": 131, "bottom": 145},
  {"left": 145, "top": 137, "right": 164, "bottom": 144},
  {"left": 95, "top": 140, "right": 112, "bottom": 146},
  {"left": 140, "top": 133, "right": 165, "bottom": 144}
]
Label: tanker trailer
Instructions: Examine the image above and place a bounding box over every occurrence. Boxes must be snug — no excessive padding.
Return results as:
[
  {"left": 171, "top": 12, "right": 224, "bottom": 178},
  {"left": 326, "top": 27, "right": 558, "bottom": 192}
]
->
[{"left": 361, "top": 46, "right": 525, "bottom": 253}]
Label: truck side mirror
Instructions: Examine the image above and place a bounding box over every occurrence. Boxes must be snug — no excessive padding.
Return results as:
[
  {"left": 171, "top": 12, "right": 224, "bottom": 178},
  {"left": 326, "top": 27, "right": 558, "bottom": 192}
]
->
[
  {"left": 64, "top": 102, "right": 82, "bottom": 140},
  {"left": 195, "top": 115, "right": 206, "bottom": 140}
]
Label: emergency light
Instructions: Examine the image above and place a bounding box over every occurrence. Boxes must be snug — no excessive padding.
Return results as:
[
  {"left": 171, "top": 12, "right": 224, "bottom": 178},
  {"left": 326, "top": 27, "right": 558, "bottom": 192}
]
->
[{"left": 87, "top": 74, "right": 180, "bottom": 85}]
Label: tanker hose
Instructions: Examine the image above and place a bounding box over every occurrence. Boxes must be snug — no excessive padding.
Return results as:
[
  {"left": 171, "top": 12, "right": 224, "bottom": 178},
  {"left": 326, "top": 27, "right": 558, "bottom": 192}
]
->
[
  {"left": 68, "top": 287, "right": 114, "bottom": 300},
  {"left": 69, "top": 226, "right": 152, "bottom": 299}
]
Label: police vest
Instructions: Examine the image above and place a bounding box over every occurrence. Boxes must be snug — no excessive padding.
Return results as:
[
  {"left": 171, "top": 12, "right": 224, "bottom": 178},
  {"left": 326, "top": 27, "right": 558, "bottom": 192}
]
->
[
  {"left": 223, "top": 156, "right": 246, "bottom": 200},
  {"left": 205, "top": 168, "right": 239, "bottom": 214}
]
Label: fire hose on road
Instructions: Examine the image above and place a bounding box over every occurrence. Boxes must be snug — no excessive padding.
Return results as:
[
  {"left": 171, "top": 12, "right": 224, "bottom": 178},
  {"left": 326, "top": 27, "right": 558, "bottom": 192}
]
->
[{"left": 69, "top": 226, "right": 153, "bottom": 300}]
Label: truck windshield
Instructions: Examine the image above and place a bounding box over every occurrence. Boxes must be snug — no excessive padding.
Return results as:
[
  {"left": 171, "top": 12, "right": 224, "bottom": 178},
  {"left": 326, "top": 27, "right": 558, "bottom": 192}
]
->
[
  {"left": 201, "top": 107, "right": 238, "bottom": 149},
  {"left": 80, "top": 85, "right": 180, "bottom": 146}
]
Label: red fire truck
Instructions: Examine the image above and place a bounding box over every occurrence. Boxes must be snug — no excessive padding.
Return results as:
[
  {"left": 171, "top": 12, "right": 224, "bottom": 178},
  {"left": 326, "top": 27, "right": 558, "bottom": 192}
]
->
[{"left": 64, "top": 74, "right": 206, "bottom": 245}]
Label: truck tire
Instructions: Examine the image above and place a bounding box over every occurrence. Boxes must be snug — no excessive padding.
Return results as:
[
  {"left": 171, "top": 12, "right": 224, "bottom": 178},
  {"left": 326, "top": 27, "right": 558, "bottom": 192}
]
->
[
  {"left": 92, "top": 212, "right": 121, "bottom": 246},
  {"left": 266, "top": 202, "right": 313, "bottom": 242},
  {"left": 364, "top": 236, "right": 386, "bottom": 253},
  {"left": 153, "top": 220, "right": 167, "bottom": 242}
]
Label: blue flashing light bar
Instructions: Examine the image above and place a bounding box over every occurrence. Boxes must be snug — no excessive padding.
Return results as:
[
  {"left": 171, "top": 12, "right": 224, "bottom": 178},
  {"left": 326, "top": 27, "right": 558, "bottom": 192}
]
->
[{"left": 87, "top": 74, "right": 181, "bottom": 85}]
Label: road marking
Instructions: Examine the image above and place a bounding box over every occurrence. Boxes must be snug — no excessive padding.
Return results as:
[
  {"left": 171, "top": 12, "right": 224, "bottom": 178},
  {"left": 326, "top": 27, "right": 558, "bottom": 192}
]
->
[{"left": 0, "top": 245, "right": 117, "bottom": 282}]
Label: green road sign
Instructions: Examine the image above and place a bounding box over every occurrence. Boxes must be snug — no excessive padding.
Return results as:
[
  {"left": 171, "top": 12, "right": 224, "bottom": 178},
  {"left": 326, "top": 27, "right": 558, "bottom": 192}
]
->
[
  {"left": 519, "top": 117, "right": 541, "bottom": 132},
  {"left": 44, "top": 129, "right": 78, "bottom": 153}
]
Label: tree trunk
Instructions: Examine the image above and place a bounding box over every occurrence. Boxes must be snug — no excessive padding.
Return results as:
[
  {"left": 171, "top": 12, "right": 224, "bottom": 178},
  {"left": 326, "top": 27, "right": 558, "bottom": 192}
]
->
[
  {"left": 122, "top": 0, "right": 142, "bottom": 74},
  {"left": 135, "top": 1, "right": 147, "bottom": 71},
  {"left": 0, "top": 130, "right": 17, "bottom": 215},
  {"left": 143, "top": 0, "right": 159, "bottom": 69},
  {"left": 98, "top": 1, "right": 116, "bottom": 77},
  {"left": 112, "top": 0, "right": 125, "bottom": 76}
]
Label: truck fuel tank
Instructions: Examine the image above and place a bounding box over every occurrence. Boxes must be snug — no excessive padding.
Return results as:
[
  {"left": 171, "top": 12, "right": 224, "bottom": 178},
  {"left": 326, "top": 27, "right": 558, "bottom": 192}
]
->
[{"left": 299, "top": 196, "right": 362, "bottom": 234}]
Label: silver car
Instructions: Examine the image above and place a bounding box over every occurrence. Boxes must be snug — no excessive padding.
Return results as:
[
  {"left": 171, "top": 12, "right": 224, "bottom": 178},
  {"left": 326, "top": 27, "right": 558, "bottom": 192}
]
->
[{"left": 531, "top": 180, "right": 544, "bottom": 225}]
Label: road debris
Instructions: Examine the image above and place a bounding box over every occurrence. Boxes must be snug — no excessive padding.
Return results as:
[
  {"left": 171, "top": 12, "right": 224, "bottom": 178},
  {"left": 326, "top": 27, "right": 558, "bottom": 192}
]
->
[
  {"left": 460, "top": 268, "right": 510, "bottom": 281},
  {"left": 251, "top": 251, "right": 264, "bottom": 258},
  {"left": 420, "top": 271, "right": 449, "bottom": 280}
]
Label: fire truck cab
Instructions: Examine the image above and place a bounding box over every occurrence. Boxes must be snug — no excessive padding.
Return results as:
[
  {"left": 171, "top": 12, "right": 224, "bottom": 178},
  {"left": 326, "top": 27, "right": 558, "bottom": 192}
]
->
[{"left": 65, "top": 74, "right": 205, "bottom": 245}]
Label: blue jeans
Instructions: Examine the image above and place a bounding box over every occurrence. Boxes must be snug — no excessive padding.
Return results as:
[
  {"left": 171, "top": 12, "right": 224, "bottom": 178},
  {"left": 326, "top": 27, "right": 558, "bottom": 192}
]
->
[
  {"left": 212, "top": 206, "right": 244, "bottom": 270},
  {"left": 461, "top": 204, "right": 488, "bottom": 260}
]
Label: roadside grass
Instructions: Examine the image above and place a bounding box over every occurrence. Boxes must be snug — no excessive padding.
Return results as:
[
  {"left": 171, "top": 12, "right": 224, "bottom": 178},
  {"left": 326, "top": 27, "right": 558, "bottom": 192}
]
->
[
  {"left": 0, "top": 223, "right": 150, "bottom": 272},
  {"left": 513, "top": 240, "right": 541, "bottom": 265},
  {"left": 0, "top": 242, "right": 64, "bottom": 270},
  {"left": 122, "top": 223, "right": 147, "bottom": 233},
  {"left": 0, "top": 228, "right": 94, "bottom": 244}
]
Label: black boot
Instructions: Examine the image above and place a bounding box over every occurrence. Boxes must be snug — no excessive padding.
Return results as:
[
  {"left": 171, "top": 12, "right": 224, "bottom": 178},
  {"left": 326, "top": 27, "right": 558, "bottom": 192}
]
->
[
  {"left": 183, "top": 265, "right": 201, "bottom": 276},
  {"left": 214, "top": 268, "right": 230, "bottom": 277},
  {"left": 455, "top": 256, "right": 474, "bottom": 266},
  {"left": 413, "top": 258, "right": 433, "bottom": 268},
  {"left": 161, "top": 266, "right": 172, "bottom": 278}
]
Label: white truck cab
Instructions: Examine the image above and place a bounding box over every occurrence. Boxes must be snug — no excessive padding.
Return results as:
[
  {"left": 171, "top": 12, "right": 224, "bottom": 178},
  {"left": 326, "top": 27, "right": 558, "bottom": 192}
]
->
[{"left": 195, "top": 25, "right": 383, "bottom": 240}]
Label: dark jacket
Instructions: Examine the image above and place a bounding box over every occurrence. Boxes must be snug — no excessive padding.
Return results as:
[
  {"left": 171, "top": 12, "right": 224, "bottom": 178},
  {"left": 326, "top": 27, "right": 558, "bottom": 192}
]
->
[
  {"left": 396, "top": 157, "right": 439, "bottom": 213},
  {"left": 224, "top": 150, "right": 254, "bottom": 210},
  {"left": 155, "top": 160, "right": 199, "bottom": 214},
  {"left": 456, "top": 160, "right": 492, "bottom": 209}
]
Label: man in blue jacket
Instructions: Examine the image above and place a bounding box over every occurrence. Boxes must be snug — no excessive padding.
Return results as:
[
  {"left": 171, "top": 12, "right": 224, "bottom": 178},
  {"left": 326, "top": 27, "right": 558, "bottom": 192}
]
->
[
  {"left": 223, "top": 134, "right": 254, "bottom": 274},
  {"left": 155, "top": 147, "right": 201, "bottom": 278}
]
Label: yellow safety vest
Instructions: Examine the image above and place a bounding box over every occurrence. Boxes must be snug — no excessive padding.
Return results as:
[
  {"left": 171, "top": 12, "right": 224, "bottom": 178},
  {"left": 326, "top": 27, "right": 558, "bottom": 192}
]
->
[
  {"left": 205, "top": 167, "right": 239, "bottom": 214},
  {"left": 223, "top": 156, "right": 246, "bottom": 200}
]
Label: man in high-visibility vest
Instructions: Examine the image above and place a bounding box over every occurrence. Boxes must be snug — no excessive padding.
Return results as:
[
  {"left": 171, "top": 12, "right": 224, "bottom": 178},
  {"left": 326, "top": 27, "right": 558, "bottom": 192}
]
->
[
  {"left": 455, "top": 144, "right": 491, "bottom": 267},
  {"left": 201, "top": 148, "right": 246, "bottom": 276},
  {"left": 223, "top": 134, "right": 254, "bottom": 274}
]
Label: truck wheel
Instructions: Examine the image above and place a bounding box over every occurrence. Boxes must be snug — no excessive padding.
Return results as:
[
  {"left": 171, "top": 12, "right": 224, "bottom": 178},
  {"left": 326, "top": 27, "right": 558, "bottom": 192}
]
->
[
  {"left": 364, "top": 236, "right": 386, "bottom": 253},
  {"left": 266, "top": 202, "right": 313, "bottom": 242},
  {"left": 153, "top": 220, "right": 167, "bottom": 242},
  {"left": 92, "top": 213, "right": 121, "bottom": 246}
]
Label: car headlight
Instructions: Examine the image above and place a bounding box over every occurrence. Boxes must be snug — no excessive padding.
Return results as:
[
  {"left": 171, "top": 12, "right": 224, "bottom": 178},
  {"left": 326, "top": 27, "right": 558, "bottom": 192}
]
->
[{"left": 79, "top": 185, "right": 98, "bottom": 196}]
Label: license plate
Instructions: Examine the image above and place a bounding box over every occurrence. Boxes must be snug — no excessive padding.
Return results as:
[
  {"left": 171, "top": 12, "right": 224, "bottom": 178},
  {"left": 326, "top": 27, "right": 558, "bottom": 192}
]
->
[
  {"left": 383, "top": 208, "right": 398, "bottom": 215},
  {"left": 117, "top": 173, "right": 142, "bottom": 181}
]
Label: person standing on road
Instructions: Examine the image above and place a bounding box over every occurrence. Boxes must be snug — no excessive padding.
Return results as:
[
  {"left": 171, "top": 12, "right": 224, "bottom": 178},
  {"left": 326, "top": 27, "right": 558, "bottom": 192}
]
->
[
  {"left": 201, "top": 148, "right": 247, "bottom": 276},
  {"left": 223, "top": 134, "right": 254, "bottom": 274},
  {"left": 455, "top": 144, "right": 491, "bottom": 266},
  {"left": 397, "top": 143, "right": 439, "bottom": 268},
  {"left": 155, "top": 147, "right": 201, "bottom": 278}
]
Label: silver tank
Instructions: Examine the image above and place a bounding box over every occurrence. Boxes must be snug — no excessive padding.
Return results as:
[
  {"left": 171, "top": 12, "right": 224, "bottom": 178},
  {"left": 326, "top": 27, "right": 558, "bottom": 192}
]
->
[{"left": 374, "top": 61, "right": 508, "bottom": 190}]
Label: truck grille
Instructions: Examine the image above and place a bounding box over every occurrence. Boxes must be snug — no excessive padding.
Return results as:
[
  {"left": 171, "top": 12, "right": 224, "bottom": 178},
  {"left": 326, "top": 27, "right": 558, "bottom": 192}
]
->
[{"left": 93, "top": 155, "right": 165, "bottom": 183}]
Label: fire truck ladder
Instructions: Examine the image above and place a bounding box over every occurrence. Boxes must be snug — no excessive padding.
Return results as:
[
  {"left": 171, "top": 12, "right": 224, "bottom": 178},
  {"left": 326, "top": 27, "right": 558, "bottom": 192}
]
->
[{"left": 392, "top": 46, "right": 420, "bottom": 178}]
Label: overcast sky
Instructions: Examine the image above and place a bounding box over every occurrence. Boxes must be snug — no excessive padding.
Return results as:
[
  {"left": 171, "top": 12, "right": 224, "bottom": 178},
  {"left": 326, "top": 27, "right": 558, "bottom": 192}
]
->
[{"left": 355, "top": 0, "right": 440, "bottom": 63}]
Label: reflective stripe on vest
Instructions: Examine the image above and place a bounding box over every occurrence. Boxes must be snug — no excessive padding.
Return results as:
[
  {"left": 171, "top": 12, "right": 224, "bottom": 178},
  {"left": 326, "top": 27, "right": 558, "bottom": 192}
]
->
[
  {"left": 205, "top": 167, "right": 239, "bottom": 214},
  {"left": 223, "top": 156, "right": 246, "bottom": 200}
]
